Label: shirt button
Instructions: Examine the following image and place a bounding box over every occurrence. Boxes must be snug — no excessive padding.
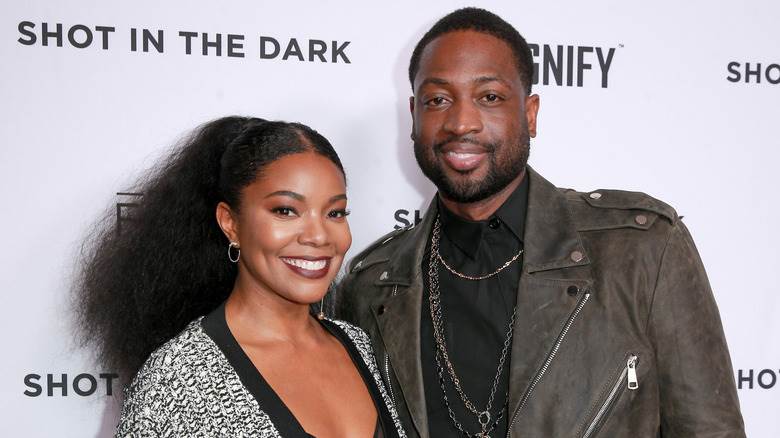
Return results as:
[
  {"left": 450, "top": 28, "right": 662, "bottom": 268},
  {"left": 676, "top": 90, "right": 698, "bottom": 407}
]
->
[{"left": 489, "top": 218, "right": 501, "bottom": 229}]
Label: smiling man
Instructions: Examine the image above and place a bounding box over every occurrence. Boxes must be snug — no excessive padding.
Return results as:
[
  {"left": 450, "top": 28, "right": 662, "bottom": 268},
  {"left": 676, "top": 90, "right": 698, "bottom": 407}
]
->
[{"left": 338, "top": 7, "right": 745, "bottom": 438}]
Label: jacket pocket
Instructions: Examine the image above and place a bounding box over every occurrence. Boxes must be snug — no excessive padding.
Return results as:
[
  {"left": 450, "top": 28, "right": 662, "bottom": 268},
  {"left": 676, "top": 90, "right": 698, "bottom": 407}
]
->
[{"left": 580, "top": 353, "right": 639, "bottom": 438}]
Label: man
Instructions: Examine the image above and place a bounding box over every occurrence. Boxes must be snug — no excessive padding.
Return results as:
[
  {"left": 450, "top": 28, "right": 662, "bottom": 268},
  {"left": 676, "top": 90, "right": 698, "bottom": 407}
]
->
[{"left": 338, "top": 7, "right": 745, "bottom": 438}]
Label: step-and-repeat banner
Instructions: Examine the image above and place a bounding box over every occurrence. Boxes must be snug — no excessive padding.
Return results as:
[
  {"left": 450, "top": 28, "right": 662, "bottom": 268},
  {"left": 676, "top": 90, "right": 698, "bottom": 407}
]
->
[{"left": 1, "top": 1, "right": 777, "bottom": 436}]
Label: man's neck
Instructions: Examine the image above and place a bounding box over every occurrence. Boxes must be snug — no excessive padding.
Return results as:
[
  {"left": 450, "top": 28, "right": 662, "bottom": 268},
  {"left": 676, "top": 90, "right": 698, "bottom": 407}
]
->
[{"left": 438, "top": 169, "right": 526, "bottom": 221}]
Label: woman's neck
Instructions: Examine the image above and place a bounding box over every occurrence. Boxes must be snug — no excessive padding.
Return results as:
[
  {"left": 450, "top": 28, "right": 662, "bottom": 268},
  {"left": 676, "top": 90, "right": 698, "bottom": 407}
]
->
[{"left": 224, "top": 272, "right": 323, "bottom": 347}]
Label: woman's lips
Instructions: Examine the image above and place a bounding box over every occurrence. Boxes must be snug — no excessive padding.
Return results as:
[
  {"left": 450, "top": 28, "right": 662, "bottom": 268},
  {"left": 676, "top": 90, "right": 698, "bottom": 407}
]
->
[{"left": 280, "top": 257, "right": 331, "bottom": 279}]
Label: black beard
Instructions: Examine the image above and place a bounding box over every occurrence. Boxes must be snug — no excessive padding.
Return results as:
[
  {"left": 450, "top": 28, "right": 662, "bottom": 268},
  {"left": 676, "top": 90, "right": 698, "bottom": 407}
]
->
[{"left": 413, "top": 134, "right": 530, "bottom": 203}]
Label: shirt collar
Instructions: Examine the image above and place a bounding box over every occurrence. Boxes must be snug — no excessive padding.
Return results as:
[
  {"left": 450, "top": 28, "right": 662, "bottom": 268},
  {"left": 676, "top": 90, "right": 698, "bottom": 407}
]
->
[{"left": 438, "top": 171, "right": 529, "bottom": 258}]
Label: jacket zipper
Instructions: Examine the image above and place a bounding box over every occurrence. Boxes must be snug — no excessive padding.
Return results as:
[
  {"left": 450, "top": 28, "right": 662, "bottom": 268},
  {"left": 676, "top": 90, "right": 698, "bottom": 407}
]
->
[
  {"left": 506, "top": 291, "right": 591, "bottom": 437},
  {"left": 384, "top": 285, "right": 399, "bottom": 408},
  {"left": 581, "top": 354, "right": 639, "bottom": 438}
]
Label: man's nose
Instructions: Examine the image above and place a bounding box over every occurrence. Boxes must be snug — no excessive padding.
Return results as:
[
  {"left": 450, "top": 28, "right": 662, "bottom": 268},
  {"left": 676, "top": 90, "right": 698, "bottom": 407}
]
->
[{"left": 443, "top": 100, "right": 483, "bottom": 136}]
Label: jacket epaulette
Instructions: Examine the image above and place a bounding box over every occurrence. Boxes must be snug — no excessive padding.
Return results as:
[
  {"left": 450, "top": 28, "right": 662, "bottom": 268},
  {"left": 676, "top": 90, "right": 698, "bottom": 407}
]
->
[
  {"left": 347, "top": 225, "right": 414, "bottom": 273},
  {"left": 562, "top": 188, "right": 679, "bottom": 232}
]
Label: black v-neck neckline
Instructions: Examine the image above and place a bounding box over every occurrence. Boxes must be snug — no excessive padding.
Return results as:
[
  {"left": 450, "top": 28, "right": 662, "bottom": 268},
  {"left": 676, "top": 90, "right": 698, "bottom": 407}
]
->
[{"left": 201, "top": 302, "right": 391, "bottom": 438}]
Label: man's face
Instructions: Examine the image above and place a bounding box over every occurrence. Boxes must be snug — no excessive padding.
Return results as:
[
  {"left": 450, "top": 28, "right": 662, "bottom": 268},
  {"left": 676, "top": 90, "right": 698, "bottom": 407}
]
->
[{"left": 411, "top": 30, "right": 539, "bottom": 203}]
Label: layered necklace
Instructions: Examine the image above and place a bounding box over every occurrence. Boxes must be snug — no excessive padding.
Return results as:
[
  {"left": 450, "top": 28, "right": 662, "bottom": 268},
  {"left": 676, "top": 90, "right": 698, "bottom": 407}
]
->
[{"left": 428, "top": 217, "right": 522, "bottom": 438}]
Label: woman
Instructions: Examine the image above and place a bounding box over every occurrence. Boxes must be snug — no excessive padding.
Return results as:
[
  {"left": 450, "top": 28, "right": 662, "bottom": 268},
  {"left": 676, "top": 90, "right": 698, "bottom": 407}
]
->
[{"left": 74, "top": 117, "right": 405, "bottom": 437}]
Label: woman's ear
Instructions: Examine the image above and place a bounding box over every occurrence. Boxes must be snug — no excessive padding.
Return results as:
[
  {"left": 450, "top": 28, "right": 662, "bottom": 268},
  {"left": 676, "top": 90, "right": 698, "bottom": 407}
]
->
[{"left": 216, "top": 202, "right": 239, "bottom": 244}]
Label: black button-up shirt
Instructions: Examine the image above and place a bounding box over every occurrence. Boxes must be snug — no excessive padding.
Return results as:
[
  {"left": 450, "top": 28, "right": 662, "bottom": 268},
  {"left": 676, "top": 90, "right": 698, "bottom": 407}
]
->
[{"left": 421, "top": 174, "right": 528, "bottom": 437}]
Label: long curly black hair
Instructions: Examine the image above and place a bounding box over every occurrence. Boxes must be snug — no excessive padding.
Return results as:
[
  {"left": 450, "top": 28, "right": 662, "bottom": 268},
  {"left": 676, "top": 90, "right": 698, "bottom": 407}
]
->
[{"left": 73, "top": 116, "right": 344, "bottom": 383}]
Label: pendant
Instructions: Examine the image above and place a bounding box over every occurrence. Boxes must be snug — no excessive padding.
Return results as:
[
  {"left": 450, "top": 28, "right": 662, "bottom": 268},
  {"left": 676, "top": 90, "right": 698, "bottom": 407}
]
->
[{"left": 477, "top": 411, "right": 491, "bottom": 437}]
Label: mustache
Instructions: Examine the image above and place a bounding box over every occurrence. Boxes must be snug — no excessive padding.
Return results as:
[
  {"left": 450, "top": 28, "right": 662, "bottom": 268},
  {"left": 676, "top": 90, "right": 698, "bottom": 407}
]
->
[{"left": 432, "top": 136, "right": 497, "bottom": 153}]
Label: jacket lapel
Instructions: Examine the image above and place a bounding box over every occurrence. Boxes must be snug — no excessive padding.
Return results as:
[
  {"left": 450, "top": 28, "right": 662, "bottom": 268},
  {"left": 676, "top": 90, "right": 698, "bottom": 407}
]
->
[
  {"left": 506, "top": 168, "right": 595, "bottom": 420},
  {"left": 372, "top": 199, "right": 438, "bottom": 438}
]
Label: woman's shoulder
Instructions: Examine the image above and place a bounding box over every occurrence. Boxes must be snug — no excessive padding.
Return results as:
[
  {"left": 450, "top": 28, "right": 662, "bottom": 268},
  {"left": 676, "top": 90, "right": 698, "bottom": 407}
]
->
[
  {"left": 139, "top": 317, "right": 213, "bottom": 374},
  {"left": 117, "top": 316, "right": 281, "bottom": 436}
]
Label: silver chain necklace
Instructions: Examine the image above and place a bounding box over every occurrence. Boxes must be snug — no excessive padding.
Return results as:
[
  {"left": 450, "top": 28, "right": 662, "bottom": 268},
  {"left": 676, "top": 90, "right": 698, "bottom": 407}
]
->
[{"left": 429, "top": 217, "right": 518, "bottom": 437}]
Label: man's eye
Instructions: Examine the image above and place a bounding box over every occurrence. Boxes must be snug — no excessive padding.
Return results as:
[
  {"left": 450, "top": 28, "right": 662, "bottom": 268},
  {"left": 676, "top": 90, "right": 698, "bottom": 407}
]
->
[
  {"left": 271, "top": 207, "right": 297, "bottom": 217},
  {"left": 328, "top": 209, "right": 351, "bottom": 219},
  {"left": 426, "top": 96, "right": 447, "bottom": 106},
  {"left": 482, "top": 93, "right": 501, "bottom": 103}
]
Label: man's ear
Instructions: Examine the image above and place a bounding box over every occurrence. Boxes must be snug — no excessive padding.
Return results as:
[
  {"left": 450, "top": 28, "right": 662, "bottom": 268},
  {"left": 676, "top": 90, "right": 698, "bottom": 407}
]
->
[
  {"left": 409, "top": 95, "right": 417, "bottom": 140},
  {"left": 525, "top": 94, "right": 540, "bottom": 138},
  {"left": 215, "top": 202, "right": 239, "bottom": 244}
]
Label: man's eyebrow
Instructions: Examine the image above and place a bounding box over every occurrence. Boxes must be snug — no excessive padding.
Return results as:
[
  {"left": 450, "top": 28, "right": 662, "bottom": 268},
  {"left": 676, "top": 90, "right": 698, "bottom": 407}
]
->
[
  {"left": 474, "top": 75, "right": 512, "bottom": 87},
  {"left": 265, "top": 190, "right": 304, "bottom": 201},
  {"left": 419, "top": 76, "right": 513, "bottom": 88},
  {"left": 419, "top": 77, "right": 450, "bottom": 87}
]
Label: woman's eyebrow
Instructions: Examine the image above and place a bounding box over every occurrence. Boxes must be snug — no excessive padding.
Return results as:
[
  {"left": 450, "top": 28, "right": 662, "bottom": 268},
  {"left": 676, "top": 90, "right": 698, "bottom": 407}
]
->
[{"left": 265, "top": 190, "right": 304, "bottom": 201}]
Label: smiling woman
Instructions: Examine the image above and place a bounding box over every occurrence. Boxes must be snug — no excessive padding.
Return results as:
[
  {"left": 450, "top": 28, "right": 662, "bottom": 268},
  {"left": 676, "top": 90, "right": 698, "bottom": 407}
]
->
[{"left": 73, "top": 117, "right": 406, "bottom": 437}]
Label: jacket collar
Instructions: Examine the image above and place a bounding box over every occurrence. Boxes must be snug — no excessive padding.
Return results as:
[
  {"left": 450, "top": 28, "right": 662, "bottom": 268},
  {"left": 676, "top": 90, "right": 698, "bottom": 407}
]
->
[
  {"left": 375, "top": 197, "right": 438, "bottom": 287},
  {"left": 522, "top": 166, "right": 590, "bottom": 273},
  {"left": 377, "top": 166, "right": 590, "bottom": 286}
]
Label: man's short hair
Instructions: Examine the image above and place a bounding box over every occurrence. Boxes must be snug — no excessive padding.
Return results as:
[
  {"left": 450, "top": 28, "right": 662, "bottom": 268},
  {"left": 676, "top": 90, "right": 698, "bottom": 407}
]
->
[{"left": 408, "top": 7, "right": 534, "bottom": 95}]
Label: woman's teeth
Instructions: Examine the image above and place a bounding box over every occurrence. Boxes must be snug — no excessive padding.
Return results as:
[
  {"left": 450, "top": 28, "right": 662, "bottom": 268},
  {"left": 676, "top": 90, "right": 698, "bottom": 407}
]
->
[{"left": 281, "top": 258, "right": 328, "bottom": 271}]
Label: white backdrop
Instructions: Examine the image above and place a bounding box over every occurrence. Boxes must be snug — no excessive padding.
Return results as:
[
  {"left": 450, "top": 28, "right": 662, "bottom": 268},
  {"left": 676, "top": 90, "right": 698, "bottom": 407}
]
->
[{"left": 1, "top": 1, "right": 778, "bottom": 436}]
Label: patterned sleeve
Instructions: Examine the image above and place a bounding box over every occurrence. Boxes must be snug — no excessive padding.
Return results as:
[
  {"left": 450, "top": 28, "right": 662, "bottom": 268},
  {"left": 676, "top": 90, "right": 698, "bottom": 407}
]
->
[{"left": 115, "top": 352, "right": 181, "bottom": 437}]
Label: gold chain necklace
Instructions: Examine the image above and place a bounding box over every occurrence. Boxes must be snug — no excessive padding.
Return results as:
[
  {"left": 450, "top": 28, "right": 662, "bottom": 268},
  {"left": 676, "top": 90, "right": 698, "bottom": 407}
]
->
[{"left": 436, "top": 220, "right": 523, "bottom": 281}]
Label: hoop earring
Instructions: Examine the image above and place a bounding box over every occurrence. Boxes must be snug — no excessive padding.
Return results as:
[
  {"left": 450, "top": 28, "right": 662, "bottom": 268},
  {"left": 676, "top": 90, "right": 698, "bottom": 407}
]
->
[
  {"left": 228, "top": 242, "right": 240, "bottom": 263},
  {"left": 317, "top": 297, "right": 325, "bottom": 320}
]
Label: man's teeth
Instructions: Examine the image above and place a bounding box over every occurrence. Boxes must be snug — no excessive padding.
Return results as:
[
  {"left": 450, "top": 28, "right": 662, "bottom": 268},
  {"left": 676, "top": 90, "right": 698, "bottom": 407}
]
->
[
  {"left": 448, "top": 151, "right": 479, "bottom": 158},
  {"left": 282, "top": 258, "right": 328, "bottom": 271}
]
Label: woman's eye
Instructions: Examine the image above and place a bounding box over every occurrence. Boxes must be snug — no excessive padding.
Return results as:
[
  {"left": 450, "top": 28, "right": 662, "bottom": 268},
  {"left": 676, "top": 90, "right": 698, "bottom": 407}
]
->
[
  {"left": 271, "top": 207, "right": 297, "bottom": 217},
  {"left": 328, "top": 209, "right": 350, "bottom": 219}
]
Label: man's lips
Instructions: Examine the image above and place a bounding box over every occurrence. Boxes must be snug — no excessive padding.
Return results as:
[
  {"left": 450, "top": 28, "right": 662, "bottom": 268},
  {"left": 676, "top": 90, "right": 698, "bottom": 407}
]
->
[
  {"left": 439, "top": 144, "right": 488, "bottom": 172},
  {"left": 280, "top": 256, "right": 331, "bottom": 279}
]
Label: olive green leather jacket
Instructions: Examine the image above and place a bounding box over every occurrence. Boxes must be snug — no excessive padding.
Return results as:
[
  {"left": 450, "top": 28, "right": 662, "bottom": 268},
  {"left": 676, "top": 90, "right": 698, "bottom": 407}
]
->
[{"left": 337, "top": 167, "right": 745, "bottom": 438}]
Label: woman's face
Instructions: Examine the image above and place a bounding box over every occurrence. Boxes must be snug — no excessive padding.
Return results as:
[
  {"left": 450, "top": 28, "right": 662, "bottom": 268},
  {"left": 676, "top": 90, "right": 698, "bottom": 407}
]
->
[{"left": 220, "top": 151, "right": 351, "bottom": 306}]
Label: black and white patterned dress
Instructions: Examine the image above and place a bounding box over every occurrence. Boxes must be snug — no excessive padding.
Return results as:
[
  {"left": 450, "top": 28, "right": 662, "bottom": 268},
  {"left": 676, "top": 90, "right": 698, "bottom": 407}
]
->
[{"left": 116, "top": 303, "right": 407, "bottom": 437}]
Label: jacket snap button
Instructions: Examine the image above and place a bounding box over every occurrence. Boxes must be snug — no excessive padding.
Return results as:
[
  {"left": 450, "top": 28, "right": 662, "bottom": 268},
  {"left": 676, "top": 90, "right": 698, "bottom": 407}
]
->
[
  {"left": 570, "top": 250, "right": 584, "bottom": 263},
  {"left": 377, "top": 305, "right": 386, "bottom": 315},
  {"left": 488, "top": 218, "right": 501, "bottom": 229},
  {"left": 635, "top": 215, "right": 648, "bottom": 225},
  {"left": 589, "top": 192, "right": 602, "bottom": 199},
  {"left": 379, "top": 271, "right": 389, "bottom": 281},
  {"left": 567, "top": 285, "right": 579, "bottom": 296}
]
